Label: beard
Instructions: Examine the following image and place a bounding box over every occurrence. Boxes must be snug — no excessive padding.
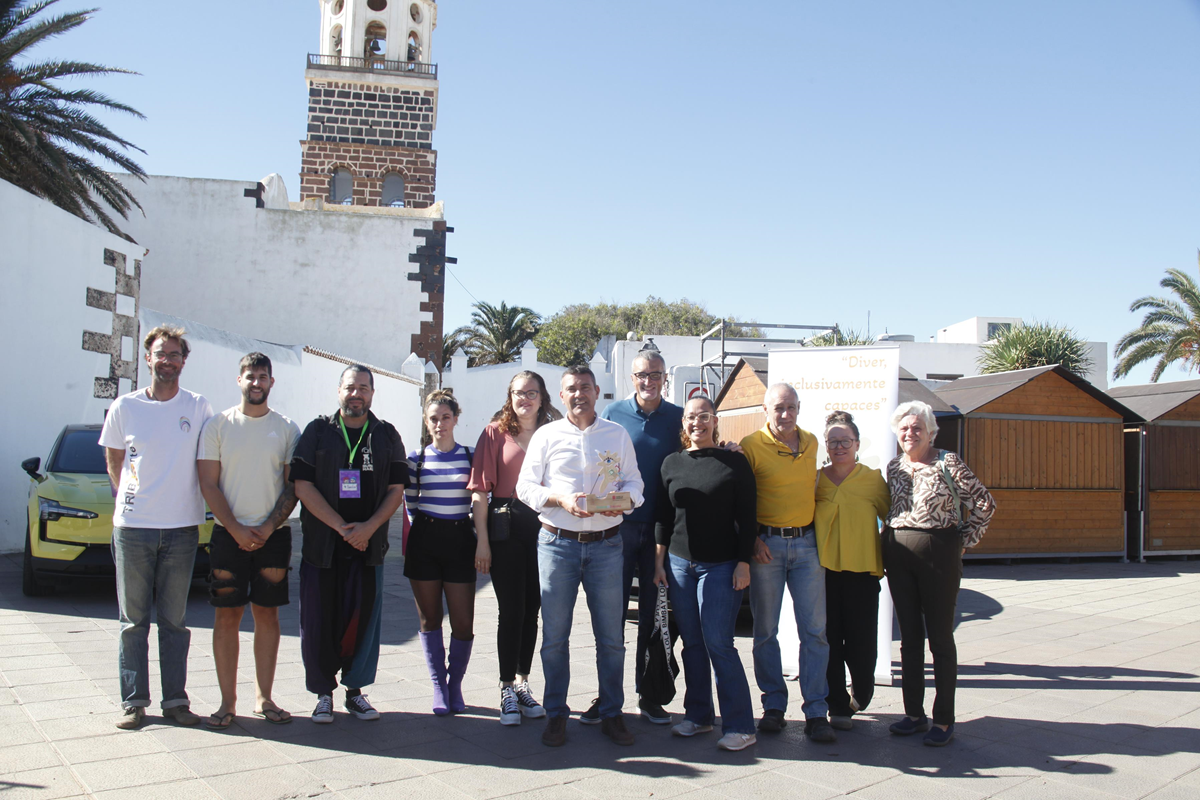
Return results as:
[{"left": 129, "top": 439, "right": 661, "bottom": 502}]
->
[
  {"left": 151, "top": 363, "right": 179, "bottom": 384},
  {"left": 243, "top": 387, "right": 268, "bottom": 406},
  {"left": 340, "top": 401, "right": 368, "bottom": 418}
]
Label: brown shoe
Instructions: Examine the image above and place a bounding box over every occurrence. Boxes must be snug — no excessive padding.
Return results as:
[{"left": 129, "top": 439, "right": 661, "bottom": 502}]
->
[
  {"left": 601, "top": 714, "right": 635, "bottom": 746},
  {"left": 163, "top": 706, "right": 201, "bottom": 726},
  {"left": 542, "top": 716, "right": 568, "bottom": 747},
  {"left": 115, "top": 706, "right": 145, "bottom": 730}
]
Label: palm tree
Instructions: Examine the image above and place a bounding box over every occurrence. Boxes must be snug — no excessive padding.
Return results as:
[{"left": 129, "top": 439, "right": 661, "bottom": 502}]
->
[
  {"left": 807, "top": 326, "right": 875, "bottom": 346},
  {"left": 1113, "top": 256, "right": 1200, "bottom": 382},
  {"left": 0, "top": 0, "right": 146, "bottom": 235},
  {"left": 978, "top": 320, "right": 1094, "bottom": 377},
  {"left": 440, "top": 327, "right": 470, "bottom": 370},
  {"left": 450, "top": 301, "right": 541, "bottom": 367}
]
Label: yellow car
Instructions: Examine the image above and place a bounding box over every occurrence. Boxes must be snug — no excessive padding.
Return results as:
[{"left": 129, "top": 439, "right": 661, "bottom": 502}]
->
[{"left": 22, "top": 424, "right": 213, "bottom": 596}]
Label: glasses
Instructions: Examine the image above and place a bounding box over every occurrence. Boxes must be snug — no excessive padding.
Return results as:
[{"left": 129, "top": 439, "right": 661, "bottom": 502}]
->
[
  {"left": 683, "top": 412, "right": 714, "bottom": 424},
  {"left": 511, "top": 389, "right": 541, "bottom": 400},
  {"left": 827, "top": 439, "right": 858, "bottom": 450},
  {"left": 151, "top": 351, "right": 184, "bottom": 362},
  {"left": 633, "top": 371, "right": 664, "bottom": 382}
]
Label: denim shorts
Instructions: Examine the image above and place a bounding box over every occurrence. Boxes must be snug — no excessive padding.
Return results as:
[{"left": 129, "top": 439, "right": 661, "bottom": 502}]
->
[{"left": 208, "top": 525, "right": 292, "bottom": 608}]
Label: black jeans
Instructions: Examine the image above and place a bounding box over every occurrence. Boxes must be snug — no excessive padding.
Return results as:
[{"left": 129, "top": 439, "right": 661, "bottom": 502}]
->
[
  {"left": 882, "top": 526, "right": 963, "bottom": 726},
  {"left": 489, "top": 499, "right": 541, "bottom": 682},
  {"left": 824, "top": 569, "right": 881, "bottom": 717}
]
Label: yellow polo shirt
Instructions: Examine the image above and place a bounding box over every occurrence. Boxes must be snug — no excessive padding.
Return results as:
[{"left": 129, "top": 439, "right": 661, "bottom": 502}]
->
[
  {"left": 814, "top": 465, "right": 889, "bottom": 577},
  {"left": 740, "top": 424, "right": 819, "bottom": 528}
]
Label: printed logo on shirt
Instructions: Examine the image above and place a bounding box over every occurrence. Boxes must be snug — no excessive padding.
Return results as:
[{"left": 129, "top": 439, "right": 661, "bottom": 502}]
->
[
  {"left": 362, "top": 441, "right": 374, "bottom": 473},
  {"left": 179, "top": 417, "right": 191, "bottom": 433},
  {"left": 592, "top": 450, "right": 624, "bottom": 495},
  {"left": 122, "top": 455, "right": 140, "bottom": 514}
]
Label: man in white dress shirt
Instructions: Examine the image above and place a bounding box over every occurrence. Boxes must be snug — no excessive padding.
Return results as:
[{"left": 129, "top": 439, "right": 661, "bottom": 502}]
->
[{"left": 517, "top": 365, "right": 644, "bottom": 748}]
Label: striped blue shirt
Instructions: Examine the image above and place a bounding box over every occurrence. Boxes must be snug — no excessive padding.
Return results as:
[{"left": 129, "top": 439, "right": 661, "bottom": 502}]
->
[{"left": 406, "top": 443, "right": 473, "bottom": 520}]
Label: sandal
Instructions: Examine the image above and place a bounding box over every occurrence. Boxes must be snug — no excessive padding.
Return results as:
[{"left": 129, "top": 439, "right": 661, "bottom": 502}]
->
[
  {"left": 204, "top": 711, "right": 235, "bottom": 730},
  {"left": 254, "top": 705, "right": 292, "bottom": 725}
]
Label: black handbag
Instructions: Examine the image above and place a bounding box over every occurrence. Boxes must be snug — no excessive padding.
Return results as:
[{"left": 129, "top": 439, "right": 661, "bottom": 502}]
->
[
  {"left": 487, "top": 497, "right": 512, "bottom": 542},
  {"left": 640, "top": 583, "right": 680, "bottom": 706}
]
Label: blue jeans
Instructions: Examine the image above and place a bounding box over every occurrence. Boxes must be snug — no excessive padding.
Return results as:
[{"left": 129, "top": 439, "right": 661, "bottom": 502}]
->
[
  {"left": 667, "top": 554, "right": 755, "bottom": 735},
  {"left": 537, "top": 528, "right": 626, "bottom": 719},
  {"left": 112, "top": 526, "right": 199, "bottom": 710},
  {"left": 748, "top": 532, "right": 829, "bottom": 719},
  {"left": 620, "top": 520, "right": 657, "bottom": 696}
]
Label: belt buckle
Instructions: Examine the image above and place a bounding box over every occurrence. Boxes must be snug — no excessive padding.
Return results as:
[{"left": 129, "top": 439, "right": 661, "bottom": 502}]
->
[
  {"left": 577, "top": 530, "right": 601, "bottom": 544},
  {"left": 778, "top": 527, "right": 797, "bottom": 539}
]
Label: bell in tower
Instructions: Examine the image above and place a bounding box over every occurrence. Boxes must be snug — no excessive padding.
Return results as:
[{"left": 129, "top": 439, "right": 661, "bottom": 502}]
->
[{"left": 300, "top": 0, "right": 440, "bottom": 208}]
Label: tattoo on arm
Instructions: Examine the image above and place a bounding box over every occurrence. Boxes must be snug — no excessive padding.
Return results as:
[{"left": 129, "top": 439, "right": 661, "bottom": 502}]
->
[{"left": 264, "top": 481, "right": 298, "bottom": 531}]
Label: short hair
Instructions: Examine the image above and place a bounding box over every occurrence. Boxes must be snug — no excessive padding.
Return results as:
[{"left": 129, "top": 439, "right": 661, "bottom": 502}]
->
[
  {"left": 824, "top": 409, "right": 860, "bottom": 440},
  {"left": 763, "top": 382, "right": 798, "bottom": 405},
  {"left": 239, "top": 352, "right": 272, "bottom": 376},
  {"left": 142, "top": 325, "right": 190, "bottom": 359},
  {"left": 632, "top": 351, "right": 666, "bottom": 372},
  {"left": 562, "top": 364, "right": 596, "bottom": 386},
  {"left": 890, "top": 400, "right": 939, "bottom": 438},
  {"left": 424, "top": 388, "right": 461, "bottom": 417},
  {"left": 340, "top": 364, "right": 374, "bottom": 388}
]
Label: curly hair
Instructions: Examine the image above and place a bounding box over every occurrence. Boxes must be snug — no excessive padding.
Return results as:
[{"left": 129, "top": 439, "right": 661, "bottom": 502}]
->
[
  {"left": 496, "top": 371, "right": 555, "bottom": 435},
  {"left": 824, "top": 409, "right": 860, "bottom": 440},
  {"left": 679, "top": 396, "right": 719, "bottom": 449}
]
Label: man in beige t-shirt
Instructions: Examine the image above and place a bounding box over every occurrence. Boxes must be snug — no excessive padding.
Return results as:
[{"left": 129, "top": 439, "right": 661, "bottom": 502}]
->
[{"left": 197, "top": 352, "right": 301, "bottom": 728}]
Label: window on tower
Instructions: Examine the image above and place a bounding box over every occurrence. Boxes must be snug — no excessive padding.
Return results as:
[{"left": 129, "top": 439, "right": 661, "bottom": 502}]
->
[
  {"left": 382, "top": 173, "right": 406, "bottom": 207},
  {"left": 407, "top": 31, "right": 421, "bottom": 62},
  {"left": 330, "top": 169, "right": 354, "bottom": 205},
  {"left": 365, "top": 21, "right": 387, "bottom": 62},
  {"left": 409, "top": 3, "right": 421, "bottom": 23},
  {"left": 330, "top": 24, "right": 343, "bottom": 58},
  {"left": 367, "top": 0, "right": 387, "bottom": 10}
]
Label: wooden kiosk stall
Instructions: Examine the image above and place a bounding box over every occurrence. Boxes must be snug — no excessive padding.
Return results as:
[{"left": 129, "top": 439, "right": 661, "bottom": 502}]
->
[
  {"left": 934, "top": 366, "right": 1140, "bottom": 558},
  {"left": 1108, "top": 379, "right": 1200, "bottom": 557}
]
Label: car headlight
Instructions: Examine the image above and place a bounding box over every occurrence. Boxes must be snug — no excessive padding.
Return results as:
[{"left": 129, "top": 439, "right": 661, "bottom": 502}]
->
[{"left": 39, "top": 498, "right": 99, "bottom": 522}]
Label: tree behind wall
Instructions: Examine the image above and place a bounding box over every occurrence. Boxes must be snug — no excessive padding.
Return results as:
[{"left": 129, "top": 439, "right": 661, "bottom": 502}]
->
[
  {"left": 977, "top": 320, "right": 1095, "bottom": 377},
  {"left": 533, "top": 297, "right": 756, "bottom": 367},
  {"left": 1112, "top": 256, "right": 1200, "bottom": 382},
  {"left": 0, "top": 0, "right": 146, "bottom": 236},
  {"left": 448, "top": 301, "right": 540, "bottom": 367}
]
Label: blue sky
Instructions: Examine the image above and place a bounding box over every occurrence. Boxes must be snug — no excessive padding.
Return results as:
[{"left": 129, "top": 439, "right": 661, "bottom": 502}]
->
[{"left": 40, "top": 0, "right": 1200, "bottom": 385}]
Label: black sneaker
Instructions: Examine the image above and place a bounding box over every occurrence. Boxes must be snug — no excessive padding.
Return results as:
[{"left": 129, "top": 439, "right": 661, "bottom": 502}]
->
[
  {"left": 514, "top": 681, "right": 546, "bottom": 718},
  {"left": 757, "top": 708, "right": 787, "bottom": 733},
  {"left": 344, "top": 694, "right": 380, "bottom": 720},
  {"left": 805, "top": 717, "right": 837, "bottom": 743},
  {"left": 579, "top": 697, "right": 601, "bottom": 725},
  {"left": 638, "top": 698, "right": 671, "bottom": 725}
]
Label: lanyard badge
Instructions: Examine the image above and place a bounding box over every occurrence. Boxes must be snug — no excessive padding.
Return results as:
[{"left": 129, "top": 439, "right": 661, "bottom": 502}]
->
[{"left": 338, "top": 416, "right": 369, "bottom": 499}]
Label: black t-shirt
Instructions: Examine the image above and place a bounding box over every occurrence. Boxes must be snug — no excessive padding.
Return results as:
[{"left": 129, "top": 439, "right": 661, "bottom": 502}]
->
[
  {"left": 655, "top": 447, "right": 759, "bottom": 564},
  {"left": 290, "top": 422, "right": 407, "bottom": 525}
]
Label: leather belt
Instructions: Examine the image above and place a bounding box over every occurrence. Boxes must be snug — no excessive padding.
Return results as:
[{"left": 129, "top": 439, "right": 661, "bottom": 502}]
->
[
  {"left": 542, "top": 524, "right": 621, "bottom": 544},
  {"left": 759, "top": 523, "right": 814, "bottom": 539}
]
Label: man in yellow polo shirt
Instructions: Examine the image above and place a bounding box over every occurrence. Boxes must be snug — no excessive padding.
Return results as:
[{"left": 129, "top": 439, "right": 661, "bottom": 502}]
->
[{"left": 740, "top": 383, "right": 835, "bottom": 743}]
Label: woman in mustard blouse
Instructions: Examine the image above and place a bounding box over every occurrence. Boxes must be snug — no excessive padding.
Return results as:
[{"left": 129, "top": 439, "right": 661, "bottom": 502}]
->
[{"left": 814, "top": 410, "right": 889, "bottom": 732}]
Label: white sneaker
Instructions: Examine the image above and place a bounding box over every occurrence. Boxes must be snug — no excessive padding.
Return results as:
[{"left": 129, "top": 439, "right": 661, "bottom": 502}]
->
[
  {"left": 500, "top": 685, "right": 521, "bottom": 726},
  {"left": 717, "top": 732, "right": 757, "bottom": 751},
  {"left": 344, "top": 694, "right": 380, "bottom": 720},
  {"left": 514, "top": 681, "right": 546, "bottom": 718},
  {"left": 311, "top": 694, "right": 334, "bottom": 724},
  {"left": 830, "top": 715, "right": 853, "bottom": 731},
  {"left": 671, "top": 719, "right": 714, "bottom": 737}
]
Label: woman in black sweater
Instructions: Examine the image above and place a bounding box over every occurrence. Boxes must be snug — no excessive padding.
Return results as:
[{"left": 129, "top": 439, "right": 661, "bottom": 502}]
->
[{"left": 653, "top": 396, "right": 758, "bottom": 751}]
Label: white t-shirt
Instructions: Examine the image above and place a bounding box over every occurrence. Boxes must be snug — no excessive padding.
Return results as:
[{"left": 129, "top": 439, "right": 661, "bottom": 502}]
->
[
  {"left": 99, "top": 387, "right": 214, "bottom": 529},
  {"left": 198, "top": 407, "right": 301, "bottom": 527}
]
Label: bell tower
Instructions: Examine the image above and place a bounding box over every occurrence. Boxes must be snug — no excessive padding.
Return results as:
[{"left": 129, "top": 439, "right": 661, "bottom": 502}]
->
[{"left": 300, "top": 0, "right": 440, "bottom": 208}]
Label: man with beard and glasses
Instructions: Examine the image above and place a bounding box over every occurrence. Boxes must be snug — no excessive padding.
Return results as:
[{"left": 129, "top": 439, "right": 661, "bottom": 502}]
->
[
  {"left": 517, "top": 365, "right": 645, "bottom": 748},
  {"left": 197, "top": 352, "right": 301, "bottom": 729},
  {"left": 100, "top": 325, "right": 214, "bottom": 730},
  {"left": 291, "top": 365, "right": 407, "bottom": 724}
]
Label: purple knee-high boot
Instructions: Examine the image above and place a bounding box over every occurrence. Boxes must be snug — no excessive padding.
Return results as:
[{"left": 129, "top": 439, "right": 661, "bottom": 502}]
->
[
  {"left": 419, "top": 630, "right": 450, "bottom": 716},
  {"left": 447, "top": 636, "right": 473, "bottom": 714}
]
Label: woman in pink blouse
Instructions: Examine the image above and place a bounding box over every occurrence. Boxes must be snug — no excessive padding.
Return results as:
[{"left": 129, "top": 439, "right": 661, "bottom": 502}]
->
[
  {"left": 468, "top": 371, "right": 556, "bottom": 727},
  {"left": 884, "top": 400, "right": 994, "bottom": 747}
]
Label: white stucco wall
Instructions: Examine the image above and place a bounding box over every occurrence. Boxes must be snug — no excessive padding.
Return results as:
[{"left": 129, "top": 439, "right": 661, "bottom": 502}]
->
[
  {"left": 441, "top": 347, "right": 616, "bottom": 450},
  {"left": 0, "top": 181, "right": 147, "bottom": 552},
  {"left": 115, "top": 174, "right": 437, "bottom": 373},
  {"left": 139, "top": 310, "right": 424, "bottom": 459}
]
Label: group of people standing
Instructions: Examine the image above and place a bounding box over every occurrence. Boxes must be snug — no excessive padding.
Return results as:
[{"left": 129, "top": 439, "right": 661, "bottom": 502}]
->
[{"left": 101, "top": 325, "right": 994, "bottom": 753}]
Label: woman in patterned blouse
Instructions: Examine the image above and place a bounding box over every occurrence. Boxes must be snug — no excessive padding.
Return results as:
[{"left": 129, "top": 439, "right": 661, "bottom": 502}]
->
[{"left": 884, "top": 400, "right": 994, "bottom": 747}]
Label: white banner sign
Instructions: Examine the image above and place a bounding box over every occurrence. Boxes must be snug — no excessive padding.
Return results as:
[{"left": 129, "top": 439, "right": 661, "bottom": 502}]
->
[{"left": 767, "top": 346, "right": 900, "bottom": 685}]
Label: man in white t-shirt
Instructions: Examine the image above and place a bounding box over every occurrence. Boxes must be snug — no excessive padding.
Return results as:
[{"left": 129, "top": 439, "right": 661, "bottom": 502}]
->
[
  {"left": 99, "top": 325, "right": 213, "bottom": 730},
  {"left": 197, "top": 352, "right": 301, "bottom": 729}
]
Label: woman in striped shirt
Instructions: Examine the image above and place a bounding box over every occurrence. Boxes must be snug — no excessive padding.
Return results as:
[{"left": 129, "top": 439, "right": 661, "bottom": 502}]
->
[{"left": 405, "top": 390, "right": 477, "bottom": 716}]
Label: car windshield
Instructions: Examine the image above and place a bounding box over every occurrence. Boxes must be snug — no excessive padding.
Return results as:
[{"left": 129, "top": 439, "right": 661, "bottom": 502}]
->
[{"left": 50, "top": 429, "right": 107, "bottom": 475}]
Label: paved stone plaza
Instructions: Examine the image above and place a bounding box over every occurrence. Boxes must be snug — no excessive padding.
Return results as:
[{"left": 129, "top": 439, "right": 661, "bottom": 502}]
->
[{"left": 1, "top": 541, "right": 1198, "bottom": 800}]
